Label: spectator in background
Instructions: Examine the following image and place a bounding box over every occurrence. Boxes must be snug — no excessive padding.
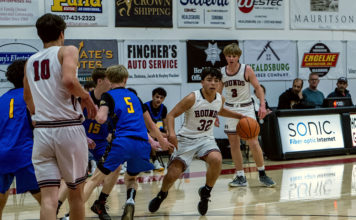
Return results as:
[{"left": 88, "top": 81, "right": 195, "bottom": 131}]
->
[
  {"left": 327, "top": 77, "right": 353, "bottom": 104},
  {"left": 84, "top": 81, "right": 95, "bottom": 92},
  {"left": 278, "top": 78, "right": 305, "bottom": 109},
  {"left": 145, "top": 87, "right": 168, "bottom": 171},
  {"left": 302, "top": 73, "right": 325, "bottom": 108}
]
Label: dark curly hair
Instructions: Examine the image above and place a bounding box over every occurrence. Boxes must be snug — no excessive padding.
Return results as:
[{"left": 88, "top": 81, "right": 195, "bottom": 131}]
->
[
  {"left": 36, "top": 13, "right": 66, "bottom": 43},
  {"left": 6, "top": 59, "right": 27, "bottom": 88},
  {"left": 201, "top": 67, "right": 222, "bottom": 81}
]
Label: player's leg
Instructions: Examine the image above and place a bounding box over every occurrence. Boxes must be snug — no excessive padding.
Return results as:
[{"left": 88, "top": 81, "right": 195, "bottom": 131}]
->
[
  {"left": 67, "top": 182, "right": 85, "bottom": 220},
  {"left": 0, "top": 174, "right": 13, "bottom": 219},
  {"left": 247, "top": 137, "right": 275, "bottom": 187},
  {"left": 56, "top": 180, "right": 68, "bottom": 215},
  {"left": 40, "top": 187, "right": 59, "bottom": 220},
  {"left": 228, "top": 134, "right": 247, "bottom": 187},
  {"left": 0, "top": 190, "right": 9, "bottom": 220}
]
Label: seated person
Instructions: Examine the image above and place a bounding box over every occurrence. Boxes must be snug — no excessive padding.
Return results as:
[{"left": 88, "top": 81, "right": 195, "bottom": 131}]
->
[
  {"left": 278, "top": 78, "right": 309, "bottom": 109},
  {"left": 145, "top": 87, "right": 168, "bottom": 171},
  {"left": 327, "top": 77, "right": 353, "bottom": 105},
  {"left": 302, "top": 73, "right": 324, "bottom": 108}
]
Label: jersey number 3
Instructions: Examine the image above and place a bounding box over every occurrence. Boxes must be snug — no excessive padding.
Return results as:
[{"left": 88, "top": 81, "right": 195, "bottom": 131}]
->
[{"left": 33, "top": 59, "right": 51, "bottom": 81}]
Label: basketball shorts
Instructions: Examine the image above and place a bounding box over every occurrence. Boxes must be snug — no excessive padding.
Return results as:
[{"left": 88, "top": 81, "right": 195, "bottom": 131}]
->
[
  {"left": 32, "top": 125, "right": 88, "bottom": 189},
  {"left": 89, "top": 141, "right": 108, "bottom": 162},
  {"left": 0, "top": 164, "right": 39, "bottom": 194},
  {"left": 168, "top": 135, "right": 221, "bottom": 171},
  {"left": 224, "top": 104, "right": 256, "bottom": 134},
  {"left": 98, "top": 137, "right": 154, "bottom": 175}
]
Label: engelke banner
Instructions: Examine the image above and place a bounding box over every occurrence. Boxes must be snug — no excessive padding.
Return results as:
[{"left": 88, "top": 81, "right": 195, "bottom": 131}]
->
[
  {"left": 291, "top": 0, "right": 356, "bottom": 30},
  {"left": 347, "top": 41, "right": 356, "bottom": 79},
  {"left": 177, "top": 0, "right": 232, "bottom": 28},
  {"left": 45, "top": 0, "right": 109, "bottom": 26},
  {"left": 278, "top": 114, "right": 344, "bottom": 153},
  {"left": 123, "top": 40, "right": 183, "bottom": 84},
  {"left": 236, "top": 0, "right": 284, "bottom": 29},
  {"left": 297, "top": 40, "right": 345, "bottom": 80},
  {"left": 65, "top": 40, "right": 118, "bottom": 84},
  {"left": 244, "top": 40, "right": 296, "bottom": 81},
  {"left": 0, "top": 39, "right": 42, "bottom": 88},
  {"left": 0, "top": 0, "right": 39, "bottom": 26},
  {"left": 187, "top": 40, "right": 242, "bottom": 83}
]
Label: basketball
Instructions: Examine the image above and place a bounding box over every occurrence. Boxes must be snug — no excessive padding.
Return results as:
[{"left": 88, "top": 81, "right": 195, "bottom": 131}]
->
[{"left": 236, "top": 117, "right": 260, "bottom": 140}]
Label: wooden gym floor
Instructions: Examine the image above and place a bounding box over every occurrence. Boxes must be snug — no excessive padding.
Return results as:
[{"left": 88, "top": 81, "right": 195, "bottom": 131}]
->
[{"left": 3, "top": 154, "right": 356, "bottom": 220}]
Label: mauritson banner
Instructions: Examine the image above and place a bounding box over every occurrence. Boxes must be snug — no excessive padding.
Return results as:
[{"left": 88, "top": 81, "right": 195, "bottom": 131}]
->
[
  {"left": 115, "top": 0, "right": 172, "bottom": 27},
  {"left": 65, "top": 40, "right": 118, "bottom": 84},
  {"left": 187, "top": 40, "right": 240, "bottom": 83}
]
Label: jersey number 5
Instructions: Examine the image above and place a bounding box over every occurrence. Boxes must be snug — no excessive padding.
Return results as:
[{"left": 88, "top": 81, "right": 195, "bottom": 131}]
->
[
  {"left": 33, "top": 59, "right": 51, "bottom": 81},
  {"left": 124, "top": 97, "right": 135, "bottom": 113}
]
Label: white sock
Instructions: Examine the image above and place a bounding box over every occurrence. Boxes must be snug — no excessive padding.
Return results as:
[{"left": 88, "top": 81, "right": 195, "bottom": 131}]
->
[
  {"left": 257, "top": 166, "right": 265, "bottom": 171},
  {"left": 236, "top": 170, "right": 245, "bottom": 177}
]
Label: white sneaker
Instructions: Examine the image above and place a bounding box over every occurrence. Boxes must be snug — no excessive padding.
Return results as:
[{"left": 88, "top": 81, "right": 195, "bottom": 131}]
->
[{"left": 153, "top": 160, "right": 164, "bottom": 171}]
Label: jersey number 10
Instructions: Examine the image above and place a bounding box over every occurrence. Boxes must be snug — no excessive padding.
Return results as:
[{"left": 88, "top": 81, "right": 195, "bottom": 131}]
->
[{"left": 33, "top": 59, "right": 51, "bottom": 81}]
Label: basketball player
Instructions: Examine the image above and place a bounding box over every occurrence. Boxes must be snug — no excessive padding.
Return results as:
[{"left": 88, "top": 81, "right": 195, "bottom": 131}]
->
[
  {"left": 219, "top": 43, "right": 275, "bottom": 187},
  {"left": 0, "top": 60, "right": 41, "bottom": 220},
  {"left": 148, "top": 67, "right": 245, "bottom": 216},
  {"left": 23, "top": 13, "right": 97, "bottom": 220},
  {"left": 56, "top": 68, "right": 116, "bottom": 220},
  {"left": 84, "top": 65, "right": 174, "bottom": 220}
]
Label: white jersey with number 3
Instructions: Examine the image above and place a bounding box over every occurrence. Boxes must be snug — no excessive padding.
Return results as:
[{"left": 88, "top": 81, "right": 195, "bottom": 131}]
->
[
  {"left": 177, "top": 90, "right": 222, "bottom": 138},
  {"left": 221, "top": 64, "right": 251, "bottom": 104},
  {"left": 26, "top": 46, "right": 83, "bottom": 122}
]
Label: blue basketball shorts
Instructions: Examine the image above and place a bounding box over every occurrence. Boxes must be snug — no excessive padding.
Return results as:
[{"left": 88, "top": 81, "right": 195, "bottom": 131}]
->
[{"left": 89, "top": 141, "right": 108, "bottom": 162}]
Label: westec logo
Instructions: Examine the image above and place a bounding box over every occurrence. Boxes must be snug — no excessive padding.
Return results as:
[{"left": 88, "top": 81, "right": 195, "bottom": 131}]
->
[
  {"left": 237, "top": 0, "right": 283, "bottom": 13},
  {"left": 301, "top": 43, "right": 339, "bottom": 77},
  {"left": 237, "top": 0, "right": 254, "bottom": 13}
]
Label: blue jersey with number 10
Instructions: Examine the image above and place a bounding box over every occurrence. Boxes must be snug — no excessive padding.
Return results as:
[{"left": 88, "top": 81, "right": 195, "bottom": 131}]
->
[
  {"left": 107, "top": 88, "right": 148, "bottom": 142},
  {"left": 0, "top": 88, "right": 33, "bottom": 174}
]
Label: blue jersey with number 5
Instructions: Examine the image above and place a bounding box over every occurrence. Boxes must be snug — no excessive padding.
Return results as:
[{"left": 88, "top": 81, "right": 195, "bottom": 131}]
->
[
  {"left": 104, "top": 88, "right": 148, "bottom": 141},
  {"left": 0, "top": 88, "right": 33, "bottom": 174}
]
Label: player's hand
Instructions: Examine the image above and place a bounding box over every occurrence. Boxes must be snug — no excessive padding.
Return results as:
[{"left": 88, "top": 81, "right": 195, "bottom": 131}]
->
[
  {"left": 214, "top": 117, "right": 220, "bottom": 127},
  {"left": 167, "top": 133, "right": 178, "bottom": 152},
  {"left": 81, "top": 93, "right": 97, "bottom": 119},
  {"left": 158, "top": 137, "right": 175, "bottom": 152},
  {"left": 149, "top": 138, "right": 161, "bottom": 151},
  {"left": 258, "top": 105, "right": 267, "bottom": 120},
  {"left": 87, "top": 137, "right": 96, "bottom": 149}
]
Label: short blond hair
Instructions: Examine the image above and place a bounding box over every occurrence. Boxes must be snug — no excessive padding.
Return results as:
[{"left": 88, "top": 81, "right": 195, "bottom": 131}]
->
[
  {"left": 223, "top": 43, "right": 242, "bottom": 57},
  {"left": 106, "top": 65, "right": 129, "bottom": 83}
]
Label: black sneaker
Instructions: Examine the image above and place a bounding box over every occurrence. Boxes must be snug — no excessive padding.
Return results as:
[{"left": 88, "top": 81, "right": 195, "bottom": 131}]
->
[
  {"left": 91, "top": 200, "right": 111, "bottom": 220},
  {"left": 197, "top": 186, "right": 210, "bottom": 216},
  {"left": 148, "top": 194, "right": 166, "bottom": 213},
  {"left": 121, "top": 198, "right": 135, "bottom": 220}
]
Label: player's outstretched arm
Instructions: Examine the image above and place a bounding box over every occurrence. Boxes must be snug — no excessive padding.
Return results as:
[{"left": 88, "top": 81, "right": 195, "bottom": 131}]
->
[
  {"left": 246, "top": 65, "right": 266, "bottom": 119},
  {"left": 23, "top": 69, "right": 35, "bottom": 115},
  {"left": 96, "top": 106, "right": 109, "bottom": 124},
  {"left": 166, "top": 92, "right": 195, "bottom": 148},
  {"left": 60, "top": 45, "right": 97, "bottom": 119}
]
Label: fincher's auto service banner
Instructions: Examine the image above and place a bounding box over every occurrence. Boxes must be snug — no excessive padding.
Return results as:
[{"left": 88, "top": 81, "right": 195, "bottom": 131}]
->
[
  {"left": 244, "top": 40, "right": 296, "bottom": 81},
  {"left": 0, "top": 39, "right": 42, "bottom": 88},
  {"left": 0, "top": 1, "right": 39, "bottom": 25},
  {"left": 65, "top": 40, "right": 118, "bottom": 84},
  {"left": 45, "top": 0, "right": 108, "bottom": 26},
  {"left": 178, "top": 0, "right": 232, "bottom": 28},
  {"left": 116, "top": 0, "right": 172, "bottom": 27},
  {"left": 298, "top": 41, "right": 345, "bottom": 80},
  {"left": 236, "top": 0, "right": 284, "bottom": 29},
  {"left": 123, "top": 40, "right": 182, "bottom": 84},
  {"left": 187, "top": 40, "right": 241, "bottom": 83},
  {"left": 347, "top": 41, "right": 356, "bottom": 79},
  {"left": 291, "top": 0, "right": 356, "bottom": 30}
]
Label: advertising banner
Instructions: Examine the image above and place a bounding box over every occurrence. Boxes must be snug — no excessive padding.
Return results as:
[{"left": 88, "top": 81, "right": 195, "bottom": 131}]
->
[
  {"left": 0, "top": 0, "right": 39, "bottom": 26},
  {"left": 347, "top": 41, "right": 356, "bottom": 79},
  {"left": 351, "top": 113, "right": 356, "bottom": 147},
  {"left": 244, "top": 40, "right": 296, "bottom": 81},
  {"left": 297, "top": 41, "right": 345, "bottom": 79},
  {"left": 45, "top": 0, "right": 109, "bottom": 26},
  {"left": 123, "top": 40, "right": 182, "bottom": 84},
  {"left": 291, "top": 0, "right": 356, "bottom": 30},
  {"left": 0, "top": 39, "right": 42, "bottom": 88},
  {"left": 236, "top": 0, "right": 284, "bottom": 29},
  {"left": 278, "top": 114, "right": 344, "bottom": 153},
  {"left": 187, "top": 40, "right": 241, "bottom": 83},
  {"left": 65, "top": 40, "right": 118, "bottom": 84},
  {"left": 115, "top": 0, "right": 172, "bottom": 27},
  {"left": 177, "top": 0, "right": 232, "bottom": 28},
  {"left": 280, "top": 165, "right": 344, "bottom": 201}
]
